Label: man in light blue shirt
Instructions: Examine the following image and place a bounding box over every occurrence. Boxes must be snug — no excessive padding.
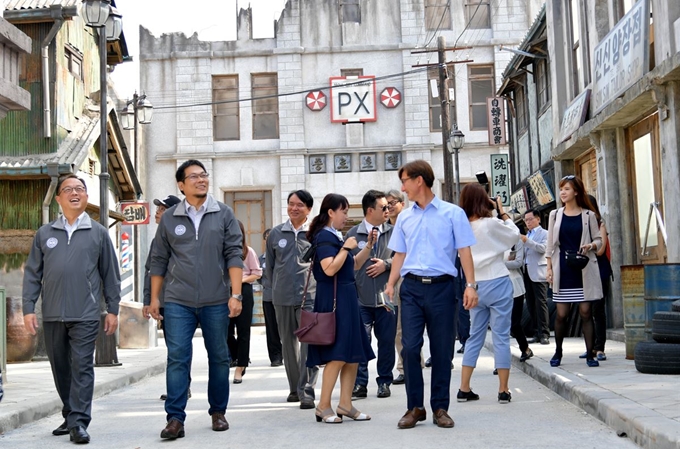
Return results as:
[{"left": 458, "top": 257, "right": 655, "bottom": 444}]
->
[{"left": 385, "top": 160, "right": 478, "bottom": 430}]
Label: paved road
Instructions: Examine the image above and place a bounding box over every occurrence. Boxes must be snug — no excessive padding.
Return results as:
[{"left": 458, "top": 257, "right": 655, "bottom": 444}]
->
[{"left": 0, "top": 330, "right": 637, "bottom": 448}]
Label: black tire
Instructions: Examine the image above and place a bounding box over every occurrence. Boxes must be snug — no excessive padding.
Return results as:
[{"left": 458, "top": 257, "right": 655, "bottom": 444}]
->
[
  {"left": 672, "top": 299, "right": 680, "bottom": 312},
  {"left": 652, "top": 311, "right": 680, "bottom": 343},
  {"left": 634, "top": 341, "right": 680, "bottom": 374}
]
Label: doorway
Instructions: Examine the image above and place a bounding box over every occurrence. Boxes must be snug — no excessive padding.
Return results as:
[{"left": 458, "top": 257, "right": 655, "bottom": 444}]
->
[{"left": 224, "top": 190, "right": 272, "bottom": 256}]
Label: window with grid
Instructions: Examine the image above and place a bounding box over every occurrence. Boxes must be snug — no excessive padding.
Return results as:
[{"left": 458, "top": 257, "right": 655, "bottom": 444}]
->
[
  {"left": 212, "top": 75, "right": 239, "bottom": 141},
  {"left": 536, "top": 59, "right": 551, "bottom": 110},
  {"left": 251, "top": 73, "right": 279, "bottom": 140},
  {"left": 65, "top": 46, "right": 83, "bottom": 80},
  {"left": 468, "top": 65, "right": 495, "bottom": 130},
  {"left": 425, "top": 0, "right": 452, "bottom": 31},
  {"left": 428, "top": 69, "right": 456, "bottom": 132},
  {"left": 339, "top": 0, "right": 361, "bottom": 23},
  {"left": 466, "top": 1, "right": 491, "bottom": 29},
  {"left": 515, "top": 85, "right": 528, "bottom": 134}
]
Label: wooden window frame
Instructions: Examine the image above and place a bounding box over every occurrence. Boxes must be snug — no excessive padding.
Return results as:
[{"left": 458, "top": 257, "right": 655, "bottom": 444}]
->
[
  {"left": 251, "top": 73, "right": 279, "bottom": 140},
  {"left": 468, "top": 64, "right": 495, "bottom": 131},
  {"left": 339, "top": 0, "right": 361, "bottom": 24},
  {"left": 65, "top": 45, "right": 83, "bottom": 80},
  {"left": 425, "top": 0, "right": 452, "bottom": 31},
  {"left": 465, "top": 1, "right": 491, "bottom": 29},
  {"left": 515, "top": 84, "right": 528, "bottom": 135},
  {"left": 536, "top": 58, "right": 551, "bottom": 111},
  {"left": 212, "top": 75, "right": 240, "bottom": 141}
]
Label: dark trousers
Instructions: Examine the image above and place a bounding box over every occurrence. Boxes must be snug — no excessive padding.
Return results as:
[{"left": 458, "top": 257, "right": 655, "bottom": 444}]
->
[
  {"left": 43, "top": 320, "right": 99, "bottom": 429},
  {"left": 593, "top": 278, "right": 610, "bottom": 352},
  {"left": 401, "top": 277, "right": 456, "bottom": 411},
  {"left": 263, "top": 298, "right": 283, "bottom": 363},
  {"left": 523, "top": 270, "right": 549, "bottom": 339},
  {"left": 510, "top": 294, "right": 529, "bottom": 352},
  {"left": 227, "top": 283, "right": 254, "bottom": 367},
  {"left": 356, "top": 305, "right": 397, "bottom": 387}
]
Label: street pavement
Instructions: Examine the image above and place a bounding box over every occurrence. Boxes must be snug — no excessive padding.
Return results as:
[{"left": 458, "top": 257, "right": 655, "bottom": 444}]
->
[{"left": 0, "top": 327, "right": 677, "bottom": 448}]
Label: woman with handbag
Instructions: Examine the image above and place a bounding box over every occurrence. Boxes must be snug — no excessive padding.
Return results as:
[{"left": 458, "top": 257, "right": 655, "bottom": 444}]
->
[
  {"left": 546, "top": 175, "right": 603, "bottom": 368},
  {"left": 305, "top": 193, "right": 375, "bottom": 424}
]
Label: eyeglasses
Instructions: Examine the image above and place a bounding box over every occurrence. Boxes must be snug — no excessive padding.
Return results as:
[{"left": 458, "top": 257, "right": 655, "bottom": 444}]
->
[
  {"left": 381, "top": 205, "right": 389, "bottom": 212},
  {"left": 562, "top": 175, "right": 576, "bottom": 180},
  {"left": 59, "top": 186, "right": 86, "bottom": 195},
  {"left": 387, "top": 200, "right": 402, "bottom": 207},
  {"left": 400, "top": 177, "right": 414, "bottom": 185},
  {"left": 184, "top": 173, "right": 209, "bottom": 182}
]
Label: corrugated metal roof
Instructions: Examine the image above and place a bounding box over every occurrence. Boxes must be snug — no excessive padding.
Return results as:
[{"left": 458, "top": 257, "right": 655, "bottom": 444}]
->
[{"left": 5, "top": 0, "right": 79, "bottom": 11}]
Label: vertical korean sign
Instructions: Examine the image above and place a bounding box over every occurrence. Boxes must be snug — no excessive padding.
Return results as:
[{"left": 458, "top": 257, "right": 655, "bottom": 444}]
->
[
  {"left": 487, "top": 97, "right": 506, "bottom": 146},
  {"left": 490, "top": 154, "right": 510, "bottom": 206},
  {"left": 592, "top": 0, "right": 649, "bottom": 114}
]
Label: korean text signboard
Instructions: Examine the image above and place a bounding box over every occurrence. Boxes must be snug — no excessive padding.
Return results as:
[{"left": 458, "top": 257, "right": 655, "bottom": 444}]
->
[
  {"left": 330, "top": 76, "right": 377, "bottom": 123},
  {"left": 527, "top": 171, "right": 554, "bottom": 206},
  {"left": 592, "top": 0, "right": 649, "bottom": 114},
  {"left": 490, "top": 154, "right": 510, "bottom": 206},
  {"left": 487, "top": 97, "right": 506, "bottom": 145},
  {"left": 559, "top": 89, "right": 590, "bottom": 143},
  {"left": 121, "top": 202, "right": 150, "bottom": 225},
  {"left": 511, "top": 188, "right": 529, "bottom": 216}
]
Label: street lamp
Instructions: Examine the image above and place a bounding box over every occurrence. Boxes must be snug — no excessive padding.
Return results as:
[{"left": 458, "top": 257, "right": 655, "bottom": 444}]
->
[{"left": 447, "top": 127, "right": 465, "bottom": 204}]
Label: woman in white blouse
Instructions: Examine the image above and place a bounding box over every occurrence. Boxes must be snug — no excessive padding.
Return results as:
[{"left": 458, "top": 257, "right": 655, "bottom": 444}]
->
[{"left": 457, "top": 184, "right": 520, "bottom": 404}]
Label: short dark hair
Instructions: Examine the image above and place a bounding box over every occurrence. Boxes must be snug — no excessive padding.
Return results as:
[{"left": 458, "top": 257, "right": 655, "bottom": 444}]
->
[
  {"left": 398, "top": 160, "right": 435, "bottom": 188},
  {"left": 287, "top": 190, "right": 314, "bottom": 209},
  {"left": 56, "top": 174, "right": 86, "bottom": 195},
  {"left": 307, "top": 194, "right": 350, "bottom": 241},
  {"left": 525, "top": 209, "right": 540, "bottom": 219},
  {"left": 176, "top": 160, "right": 207, "bottom": 183},
  {"left": 459, "top": 183, "right": 493, "bottom": 219},
  {"left": 361, "top": 190, "right": 385, "bottom": 216},
  {"left": 263, "top": 228, "right": 271, "bottom": 239}
]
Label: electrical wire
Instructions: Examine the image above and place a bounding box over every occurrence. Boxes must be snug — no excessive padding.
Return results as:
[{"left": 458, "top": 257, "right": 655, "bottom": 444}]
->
[{"left": 422, "top": 0, "right": 451, "bottom": 49}]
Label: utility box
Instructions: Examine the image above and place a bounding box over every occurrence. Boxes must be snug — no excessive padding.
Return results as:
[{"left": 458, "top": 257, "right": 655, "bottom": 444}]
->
[{"left": 118, "top": 301, "right": 157, "bottom": 349}]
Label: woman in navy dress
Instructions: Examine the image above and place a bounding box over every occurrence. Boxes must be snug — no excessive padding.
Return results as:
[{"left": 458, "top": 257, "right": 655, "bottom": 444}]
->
[{"left": 306, "top": 194, "right": 375, "bottom": 424}]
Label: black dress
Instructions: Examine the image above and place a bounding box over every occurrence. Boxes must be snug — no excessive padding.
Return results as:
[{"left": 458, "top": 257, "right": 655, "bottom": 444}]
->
[
  {"left": 306, "top": 229, "right": 375, "bottom": 366},
  {"left": 553, "top": 214, "right": 586, "bottom": 303}
]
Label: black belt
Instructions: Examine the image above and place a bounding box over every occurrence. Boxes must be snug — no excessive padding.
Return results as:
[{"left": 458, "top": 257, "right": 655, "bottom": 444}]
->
[{"left": 405, "top": 273, "right": 453, "bottom": 284}]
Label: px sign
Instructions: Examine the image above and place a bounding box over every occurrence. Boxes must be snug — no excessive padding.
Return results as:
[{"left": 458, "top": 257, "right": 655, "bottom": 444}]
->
[
  {"left": 121, "top": 202, "right": 150, "bottom": 225},
  {"left": 329, "top": 76, "right": 377, "bottom": 123}
]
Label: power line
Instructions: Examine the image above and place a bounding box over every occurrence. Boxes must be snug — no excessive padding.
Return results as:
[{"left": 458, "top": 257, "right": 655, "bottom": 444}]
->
[{"left": 422, "top": 0, "right": 451, "bottom": 49}]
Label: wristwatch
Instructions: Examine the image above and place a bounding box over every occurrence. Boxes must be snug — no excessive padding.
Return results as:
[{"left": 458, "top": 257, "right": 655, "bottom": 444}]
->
[
  {"left": 231, "top": 294, "right": 243, "bottom": 302},
  {"left": 465, "top": 282, "right": 479, "bottom": 291}
]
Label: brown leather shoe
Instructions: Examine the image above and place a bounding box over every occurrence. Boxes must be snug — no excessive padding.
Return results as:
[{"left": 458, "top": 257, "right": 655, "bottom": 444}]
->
[
  {"left": 160, "top": 419, "right": 185, "bottom": 439},
  {"left": 397, "top": 408, "right": 426, "bottom": 429},
  {"left": 211, "top": 413, "right": 229, "bottom": 431},
  {"left": 432, "top": 409, "right": 455, "bottom": 428}
]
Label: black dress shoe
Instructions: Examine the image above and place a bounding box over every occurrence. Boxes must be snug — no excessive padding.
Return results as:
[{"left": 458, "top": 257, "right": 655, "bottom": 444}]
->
[
  {"left": 393, "top": 374, "right": 405, "bottom": 385},
  {"left": 527, "top": 337, "right": 540, "bottom": 344},
  {"left": 52, "top": 420, "right": 69, "bottom": 436},
  {"left": 286, "top": 392, "right": 300, "bottom": 402},
  {"left": 377, "top": 383, "right": 391, "bottom": 398},
  {"left": 352, "top": 384, "right": 367, "bottom": 399},
  {"left": 270, "top": 360, "right": 283, "bottom": 367},
  {"left": 520, "top": 349, "right": 534, "bottom": 362},
  {"left": 69, "top": 426, "right": 90, "bottom": 444},
  {"left": 540, "top": 337, "right": 550, "bottom": 345},
  {"left": 456, "top": 345, "right": 465, "bottom": 354}
]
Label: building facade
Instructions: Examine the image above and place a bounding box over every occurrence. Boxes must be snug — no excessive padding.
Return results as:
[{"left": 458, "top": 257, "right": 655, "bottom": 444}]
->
[{"left": 140, "top": 0, "right": 543, "bottom": 254}]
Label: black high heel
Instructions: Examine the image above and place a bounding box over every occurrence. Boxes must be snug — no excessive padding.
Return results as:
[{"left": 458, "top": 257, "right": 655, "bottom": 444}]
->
[
  {"left": 233, "top": 367, "right": 246, "bottom": 384},
  {"left": 549, "top": 353, "right": 562, "bottom": 367}
]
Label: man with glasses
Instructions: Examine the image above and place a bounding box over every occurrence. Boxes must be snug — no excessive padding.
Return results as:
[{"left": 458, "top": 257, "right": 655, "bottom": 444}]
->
[
  {"left": 23, "top": 174, "right": 121, "bottom": 444},
  {"left": 521, "top": 209, "right": 550, "bottom": 345},
  {"left": 265, "top": 190, "right": 319, "bottom": 409},
  {"left": 385, "top": 160, "right": 477, "bottom": 429},
  {"left": 258, "top": 228, "right": 284, "bottom": 367},
  {"left": 149, "top": 160, "right": 243, "bottom": 439},
  {"left": 347, "top": 190, "right": 396, "bottom": 399}
]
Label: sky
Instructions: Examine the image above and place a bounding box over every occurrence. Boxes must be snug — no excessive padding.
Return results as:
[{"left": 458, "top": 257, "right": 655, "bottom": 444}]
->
[{"left": 109, "top": 0, "right": 287, "bottom": 99}]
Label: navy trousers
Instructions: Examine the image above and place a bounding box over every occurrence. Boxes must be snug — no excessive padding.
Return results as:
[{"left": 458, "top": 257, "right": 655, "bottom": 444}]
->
[
  {"left": 400, "top": 276, "right": 456, "bottom": 411},
  {"left": 356, "top": 305, "right": 397, "bottom": 387}
]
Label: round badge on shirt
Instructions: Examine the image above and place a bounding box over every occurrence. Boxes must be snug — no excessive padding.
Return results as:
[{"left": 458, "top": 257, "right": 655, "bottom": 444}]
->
[
  {"left": 175, "top": 225, "right": 186, "bottom": 236},
  {"left": 46, "top": 237, "right": 58, "bottom": 249},
  {"left": 278, "top": 239, "right": 287, "bottom": 248},
  {"left": 358, "top": 241, "right": 367, "bottom": 250}
]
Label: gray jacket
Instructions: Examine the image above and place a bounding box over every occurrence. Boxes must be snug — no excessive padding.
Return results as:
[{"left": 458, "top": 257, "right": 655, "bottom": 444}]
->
[
  {"left": 23, "top": 214, "right": 121, "bottom": 321},
  {"left": 265, "top": 220, "right": 315, "bottom": 307},
  {"left": 346, "top": 221, "right": 394, "bottom": 307},
  {"left": 149, "top": 196, "right": 243, "bottom": 307},
  {"left": 258, "top": 253, "right": 273, "bottom": 302}
]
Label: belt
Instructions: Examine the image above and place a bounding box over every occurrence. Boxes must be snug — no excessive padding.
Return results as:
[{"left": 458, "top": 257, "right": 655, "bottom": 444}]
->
[{"left": 404, "top": 273, "right": 453, "bottom": 284}]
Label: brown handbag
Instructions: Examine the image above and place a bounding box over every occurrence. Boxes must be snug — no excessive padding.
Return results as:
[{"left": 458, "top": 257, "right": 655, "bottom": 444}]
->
[{"left": 294, "top": 260, "right": 336, "bottom": 346}]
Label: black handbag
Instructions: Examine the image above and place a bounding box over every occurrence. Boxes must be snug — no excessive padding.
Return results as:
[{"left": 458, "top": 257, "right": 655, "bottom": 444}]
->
[
  {"left": 564, "top": 250, "right": 589, "bottom": 270},
  {"left": 294, "top": 259, "right": 336, "bottom": 346}
]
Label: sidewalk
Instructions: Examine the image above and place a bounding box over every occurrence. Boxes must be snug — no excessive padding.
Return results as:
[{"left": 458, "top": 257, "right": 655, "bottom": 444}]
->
[{"left": 483, "top": 331, "right": 680, "bottom": 449}]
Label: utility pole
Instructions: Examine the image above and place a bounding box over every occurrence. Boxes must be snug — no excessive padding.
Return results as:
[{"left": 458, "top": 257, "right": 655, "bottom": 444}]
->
[{"left": 437, "top": 36, "right": 454, "bottom": 203}]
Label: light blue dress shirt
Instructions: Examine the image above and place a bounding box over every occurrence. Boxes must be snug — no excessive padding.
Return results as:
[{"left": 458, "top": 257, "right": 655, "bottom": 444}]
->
[{"left": 388, "top": 196, "right": 476, "bottom": 277}]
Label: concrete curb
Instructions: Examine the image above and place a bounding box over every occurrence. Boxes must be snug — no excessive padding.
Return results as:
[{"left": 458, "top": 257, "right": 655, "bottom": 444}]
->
[
  {"left": 0, "top": 358, "right": 166, "bottom": 434},
  {"left": 483, "top": 339, "right": 680, "bottom": 449}
]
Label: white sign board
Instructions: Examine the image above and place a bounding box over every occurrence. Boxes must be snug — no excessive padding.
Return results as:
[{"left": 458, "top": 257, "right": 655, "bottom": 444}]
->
[
  {"left": 330, "top": 76, "right": 377, "bottom": 123},
  {"left": 490, "top": 154, "right": 510, "bottom": 206},
  {"left": 592, "top": 0, "right": 649, "bottom": 114},
  {"left": 559, "top": 89, "right": 590, "bottom": 143},
  {"left": 487, "top": 97, "right": 506, "bottom": 145},
  {"left": 511, "top": 188, "right": 528, "bottom": 216}
]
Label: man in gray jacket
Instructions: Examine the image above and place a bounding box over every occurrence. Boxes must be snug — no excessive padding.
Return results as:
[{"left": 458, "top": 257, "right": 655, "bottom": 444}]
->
[
  {"left": 265, "top": 190, "right": 318, "bottom": 409},
  {"left": 522, "top": 209, "right": 550, "bottom": 345},
  {"left": 23, "top": 174, "right": 121, "bottom": 444},
  {"left": 149, "top": 160, "right": 243, "bottom": 439},
  {"left": 347, "top": 190, "right": 396, "bottom": 399}
]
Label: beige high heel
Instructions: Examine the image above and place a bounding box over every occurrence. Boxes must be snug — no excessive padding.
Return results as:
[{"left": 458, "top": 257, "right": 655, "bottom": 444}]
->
[
  {"left": 315, "top": 407, "right": 342, "bottom": 423},
  {"left": 336, "top": 405, "right": 371, "bottom": 421}
]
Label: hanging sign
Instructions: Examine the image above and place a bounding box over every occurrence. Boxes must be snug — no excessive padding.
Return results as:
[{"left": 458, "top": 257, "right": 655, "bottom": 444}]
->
[
  {"left": 487, "top": 97, "right": 506, "bottom": 145},
  {"left": 511, "top": 187, "right": 529, "bottom": 215},
  {"left": 527, "top": 171, "right": 555, "bottom": 206},
  {"left": 490, "top": 154, "right": 510, "bottom": 206},
  {"left": 330, "top": 76, "right": 377, "bottom": 123},
  {"left": 121, "top": 202, "right": 150, "bottom": 225},
  {"left": 559, "top": 89, "right": 590, "bottom": 143}
]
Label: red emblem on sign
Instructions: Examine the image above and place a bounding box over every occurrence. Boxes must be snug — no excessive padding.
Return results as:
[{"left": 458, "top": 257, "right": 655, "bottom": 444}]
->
[
  {"left": 306, "top": 91, "right": 326, "bottom": 111},
  {"left": 380, "top": 87, "right": 401, "bottom": 108}
]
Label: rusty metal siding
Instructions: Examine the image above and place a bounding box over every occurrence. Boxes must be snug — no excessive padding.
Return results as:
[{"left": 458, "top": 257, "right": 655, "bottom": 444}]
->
[{"left": 0, "top": 179, "right": 57, "bottom": 230}]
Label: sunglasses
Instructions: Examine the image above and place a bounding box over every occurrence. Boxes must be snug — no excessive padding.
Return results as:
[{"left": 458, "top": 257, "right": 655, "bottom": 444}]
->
[
  {"left": 381, "top": 205, "right": 389, "bottom": 211},
  {"left": 562, "top": 175, "right": 576, "bottom": 180}
]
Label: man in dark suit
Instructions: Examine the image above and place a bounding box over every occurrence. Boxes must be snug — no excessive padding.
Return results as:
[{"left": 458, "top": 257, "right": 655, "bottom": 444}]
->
[{"left": 522, "top": 209, "right": 550, "bottom": 345}]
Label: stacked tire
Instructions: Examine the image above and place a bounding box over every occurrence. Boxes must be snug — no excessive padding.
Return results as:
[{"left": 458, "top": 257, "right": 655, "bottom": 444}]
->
[{"left": 634, "top": 300, "right": 680, "bottom": 374}]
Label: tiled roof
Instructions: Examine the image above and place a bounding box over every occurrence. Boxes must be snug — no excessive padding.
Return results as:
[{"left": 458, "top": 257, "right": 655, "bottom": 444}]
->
[{"left": 5, "top": 0, "right": 80, "bottom": 10}]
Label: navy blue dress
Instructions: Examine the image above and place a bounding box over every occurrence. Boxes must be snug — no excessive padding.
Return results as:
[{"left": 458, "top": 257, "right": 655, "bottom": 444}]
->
[
  {"left": 306, "top": 229, "right": 375, "bottom": 366},
  {"left": 554, "top": 214, "right": 585, "bottom": 303}
]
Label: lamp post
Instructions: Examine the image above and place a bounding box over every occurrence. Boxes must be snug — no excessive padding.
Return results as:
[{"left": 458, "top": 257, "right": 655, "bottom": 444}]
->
[
  {"left": 83, "top": 0, "right": 122, "bottom": 367},
  {"left": 447, "top": 127, "right": 465, "bottom": 204}
]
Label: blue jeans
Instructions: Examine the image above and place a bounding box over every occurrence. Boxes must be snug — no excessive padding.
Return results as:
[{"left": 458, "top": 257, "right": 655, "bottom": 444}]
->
[
  {"left": 356, "top": 305, "right": 397, "bottom": 387},
  {"left": 400, "top": 277, "right": 456, "bottom": 411},
  {"left": 164, "top": 302, "right": 231, "bottom": 423}
]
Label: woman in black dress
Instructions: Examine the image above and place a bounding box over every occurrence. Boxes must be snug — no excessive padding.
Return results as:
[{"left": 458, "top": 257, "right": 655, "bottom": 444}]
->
[
  {"left": 546, "top": 176, "right": 602, "bottom": 368},
  {"left": 306, "top": 194, "right": 375, "bottom": 424}
]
